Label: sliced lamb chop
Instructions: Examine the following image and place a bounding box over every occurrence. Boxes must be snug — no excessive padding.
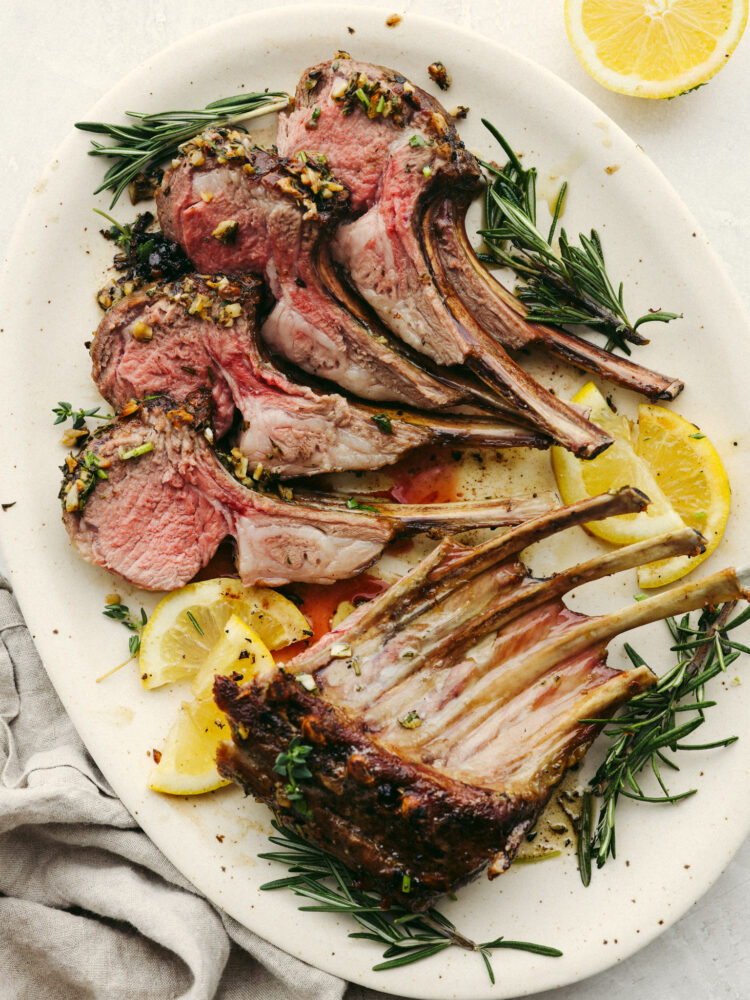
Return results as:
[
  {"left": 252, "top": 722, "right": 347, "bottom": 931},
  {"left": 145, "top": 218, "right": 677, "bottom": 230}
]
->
[
  {"left": 279, "top": 57, "right": 613, "bottom": 458},
  {"left": 91, "top": 274, "right": 549, "bottom": 478},
  {"left": 60, "top": 394, "right": 553, "bottom": 592},
  {"left": 424, "top": 198, "right": 685, "bottom": 401},
  {"left": 156, "top": 128, "right": 489, "bottom": 411},
  {"left": 215, "top": 487, "right": 749, "bottom": 909}
]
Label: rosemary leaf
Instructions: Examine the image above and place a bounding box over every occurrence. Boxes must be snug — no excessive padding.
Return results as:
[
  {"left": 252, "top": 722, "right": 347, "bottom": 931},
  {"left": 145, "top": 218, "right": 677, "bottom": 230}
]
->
[
  {"left": 580, "top": 601, "right": 746, "bottom": 882},
  {"left": 77, "top": 92, "right": 290, "bottom": 206},
  {"left": 260, "top": 819, "right": 560, "bottom": 980}
]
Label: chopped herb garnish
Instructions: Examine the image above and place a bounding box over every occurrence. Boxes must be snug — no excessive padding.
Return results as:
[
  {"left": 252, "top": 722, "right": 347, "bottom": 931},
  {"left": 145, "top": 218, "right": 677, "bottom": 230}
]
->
[
  {"left": 370, "top": 413, "right": 393, "bottom": 434},
  {"left": 76, "top": 92, "right": 290, "bottom": 206},
  {"left": 398, "top": 709, "right": 422, "bottom": 729},
  {"left": 260, "top": 820, "right": 561, "bottom": 980},
  {"left": 422, "top": 165, "right": 432, "bottom": 178},
  {"left": 1, "top": 502, "right": 16, "bottom": 512},
  {"left": 186, "top": 610, "right": 205, "bottom": 636},
  {"left": 103, "top": 600, "right": 148, "bottom": 657},
  {"left": 689, "top": 432, "right": 706, "bottom": 440},
  {"left": 118, "top": 441, "right": 154, "bottom": 461},
  {"left": 345, "top": 497, "right": 378, "bottom": 512},
  {"left": 409, "top": 134, "right": 427, "bottom": 147}
]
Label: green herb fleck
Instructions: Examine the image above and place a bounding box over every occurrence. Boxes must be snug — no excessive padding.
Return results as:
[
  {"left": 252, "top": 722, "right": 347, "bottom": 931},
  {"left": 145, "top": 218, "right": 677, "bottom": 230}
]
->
[
  {"left": 103, "top": 601, "right": 148, "bottom": 657},
  {"left": 53, "top": 401, "right": 113, "bottom": 430},
  {"left": 272, "top": 737, "right": 313, "bottom": 815},
  {"left": 398, "top": 709, "right": 422, "bottom": 729},
  {"left": 118, "top": 441, "right": 154, "bottom": 461},
  {"left": 186, "top": 610, "right": 204, "bottom": 636},
  {"left": 370, "top": 413, "right": 393, "bottom": 434},
  {"left": 345, "top": 497, "right": 378, "bottom": 513}
]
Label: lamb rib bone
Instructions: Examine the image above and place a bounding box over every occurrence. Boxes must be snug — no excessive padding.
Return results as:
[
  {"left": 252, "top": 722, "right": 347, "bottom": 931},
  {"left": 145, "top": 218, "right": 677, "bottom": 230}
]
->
[
  {"left": 91, "top": 273, "right": 550, "bottom": 477},
  {"left": 214, "top": 487, "right": 747, "bottom": 910},
  {"left": 424, "top": 198, "right": 685, "bottom": 401},
  {"left": 59, "top": 393, "right": 553, "bottom": 591}
]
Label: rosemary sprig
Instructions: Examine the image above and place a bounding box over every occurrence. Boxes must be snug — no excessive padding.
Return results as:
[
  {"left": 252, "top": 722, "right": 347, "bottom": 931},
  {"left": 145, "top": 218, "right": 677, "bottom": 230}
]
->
[
  {"left": 53, "top": 402, "right": 113, "bottom": 430},
  {"left": 260, "top": 820, "right": 561, "bottom": 980},
  {"left": 76, "top": 92, "right": 290, "bottom": 206},
  {"left": 579, "top": 601, "right": 749, "bottom": 882},
  {"left": 103, "top": 600, "right": 149, "bottom": 657},
  {"left": 478, "top": 120, "right": 680, "bottom": 354}
]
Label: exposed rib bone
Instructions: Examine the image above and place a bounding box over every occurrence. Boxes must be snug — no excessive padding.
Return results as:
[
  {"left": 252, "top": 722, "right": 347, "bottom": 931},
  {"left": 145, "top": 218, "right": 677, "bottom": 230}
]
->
[
  {"left": 294, "top": 489, "right": 556, "bottom": 536},
  {"left": 399, "top": 526, "right": 703, "bottom": 683},
  {"left": 425, "top": 198, "right": 685, "bottom": 401},
  {"left": 415, "top": 564, "right": 748, "bottom": 754}
]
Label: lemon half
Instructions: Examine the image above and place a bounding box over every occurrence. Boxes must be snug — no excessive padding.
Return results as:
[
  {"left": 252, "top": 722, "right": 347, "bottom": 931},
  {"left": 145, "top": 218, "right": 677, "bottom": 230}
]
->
[
  {"left": 139, "top": 578, "right": 310, "bottom": 688},
  {"left": 552, "top": 382, "right": 730, "bottom": 587},
  {"left": 565, "top": 0, "right": 748, "bottom": 99}
]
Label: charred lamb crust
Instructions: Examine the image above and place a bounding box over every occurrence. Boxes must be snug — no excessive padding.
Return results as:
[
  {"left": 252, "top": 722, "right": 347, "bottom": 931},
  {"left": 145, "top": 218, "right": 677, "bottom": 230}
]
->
[{"left": 215, "top": 670, "right": 537, "bottom": 910}]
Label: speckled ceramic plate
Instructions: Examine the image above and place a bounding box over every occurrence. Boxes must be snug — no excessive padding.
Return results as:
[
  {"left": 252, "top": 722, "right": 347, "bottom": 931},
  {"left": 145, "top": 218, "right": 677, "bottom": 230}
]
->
[{"left": 1, "top": 6, "right": 750, "bottom": 998}]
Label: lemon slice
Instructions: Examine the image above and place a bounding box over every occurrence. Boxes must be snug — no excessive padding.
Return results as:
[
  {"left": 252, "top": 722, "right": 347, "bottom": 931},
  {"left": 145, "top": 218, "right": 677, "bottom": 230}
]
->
[
  {"left": 147, "top": 616, "right": 271, "bottom": 795},
  {"left": 565, "top": 0, "right": 748, "bottom": 99},
  {"left": 552, "top": 382, "right": 730, "bottom": 587},
  {"left": 139, "top": 578, "right": 310, "bottom": 688},
  {"left": 634, "top": 403, "right": 731, "bottom": 587}
]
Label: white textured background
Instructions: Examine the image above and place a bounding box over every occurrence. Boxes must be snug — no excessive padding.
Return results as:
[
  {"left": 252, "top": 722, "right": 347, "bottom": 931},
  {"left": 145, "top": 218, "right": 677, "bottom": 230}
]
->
[{"left": 0, "top": 2, "right": 748, "bottom": 998}]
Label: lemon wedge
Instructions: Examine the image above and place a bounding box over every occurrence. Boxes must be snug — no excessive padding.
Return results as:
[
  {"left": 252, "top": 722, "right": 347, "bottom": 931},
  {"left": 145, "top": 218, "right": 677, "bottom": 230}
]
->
[
  {"left": 139, "top": 578, "right": 310, "bottom": 688},
  {"left": 147, "top": 615, "right": 272, "bottom": 795},
  {"left": 552, "top": 382, "right": 730, "bottom": 587},
  {"left": 565, "top": 0, "right": 748, "bottom": 99}
]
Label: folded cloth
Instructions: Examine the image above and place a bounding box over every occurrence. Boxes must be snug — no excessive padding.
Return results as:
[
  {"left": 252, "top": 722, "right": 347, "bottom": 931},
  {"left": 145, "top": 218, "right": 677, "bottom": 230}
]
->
[{"left": 0, "top": 573, "right": 391, "bottom": 1000}]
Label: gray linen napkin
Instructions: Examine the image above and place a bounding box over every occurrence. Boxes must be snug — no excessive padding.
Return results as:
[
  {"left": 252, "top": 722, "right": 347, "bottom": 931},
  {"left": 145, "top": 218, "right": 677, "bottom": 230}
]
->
[{"left": 0, "top": 572, "right": 391, "bottom": 1000}]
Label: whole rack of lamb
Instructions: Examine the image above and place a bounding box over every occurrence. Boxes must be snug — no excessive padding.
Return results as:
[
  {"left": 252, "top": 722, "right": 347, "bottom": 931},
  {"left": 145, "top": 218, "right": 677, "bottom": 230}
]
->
[{"left": 215, "top": 488, "right": 749, "bottom": 910}]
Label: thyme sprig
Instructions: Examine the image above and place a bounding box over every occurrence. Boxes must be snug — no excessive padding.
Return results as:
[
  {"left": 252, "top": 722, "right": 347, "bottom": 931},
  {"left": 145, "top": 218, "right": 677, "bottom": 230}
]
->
[
  {"left": 53, "top": 402, "right": 113, "bottom": 430},
  {"left": 272, "top": 738, "right": 313, "bottom": 816},
  {"left": 578, "top": 601, "right": 749, "bottom": 884},
  {"left": 103, "top": 600, "right": 149, "bottom": 657},
  {"left": 260, "top": 820, "right": 561, "bottom": 980},
  {"left": 76, "top": 92, "right": 290, "bottom": 206},
  {"left": 478, "top": 120, "right": 680, "bottom": 354}
]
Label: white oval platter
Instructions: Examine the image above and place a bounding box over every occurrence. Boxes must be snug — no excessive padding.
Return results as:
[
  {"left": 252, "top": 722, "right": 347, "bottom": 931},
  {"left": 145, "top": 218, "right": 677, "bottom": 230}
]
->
[{"left": 1, "top": 6, "right": 750, "bottom": 998}]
